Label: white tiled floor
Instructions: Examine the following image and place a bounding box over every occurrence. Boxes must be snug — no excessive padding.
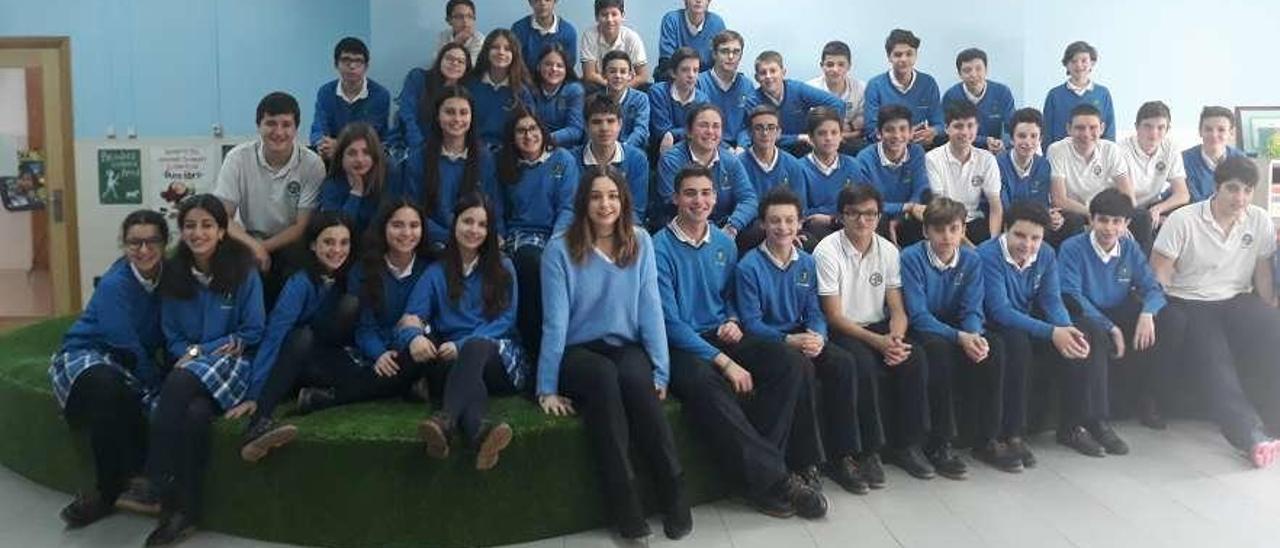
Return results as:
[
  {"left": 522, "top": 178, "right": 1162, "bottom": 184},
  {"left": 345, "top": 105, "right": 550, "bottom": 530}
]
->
[{"left": 4, "top": 420, "right": 1280, "bottom": 548}]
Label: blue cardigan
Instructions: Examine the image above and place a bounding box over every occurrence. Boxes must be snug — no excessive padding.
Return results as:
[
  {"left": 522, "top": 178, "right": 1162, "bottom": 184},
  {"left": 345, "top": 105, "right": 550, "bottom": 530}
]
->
[
  {"left": 310, "top": 78, "right": 392, "bottom": 146},
  {"left": 247, "top": 271, "right": 346, "bottom": 400},
  {"left": 405, "top": 258, "right": 518, "bottom": 346},
  {"left": 734, "top": 247, "right": 827, "bottom": 341},
  {"left": 502, "top": 148, "right": 579, "bottom": 237},
  {"left": 863, "top": 71, "right": 943, "bottom": 142},
  {"left": 60, "top": 258, "right": 165, "bottom": 388},
  {"left": 900, "top": 242, "right": 985, "bottom": 342},
  {"left": 350, "top": 257, "right": 430, "bottom": 362},
  {"left": 161, "top": 270, "right": 265, "bottom": 359},
  {"left": 1057, "top": 233, "right": 1166, "bottom": 332},
  {"left": 653, "top": 224, "right": 739, "bottom": 360}
]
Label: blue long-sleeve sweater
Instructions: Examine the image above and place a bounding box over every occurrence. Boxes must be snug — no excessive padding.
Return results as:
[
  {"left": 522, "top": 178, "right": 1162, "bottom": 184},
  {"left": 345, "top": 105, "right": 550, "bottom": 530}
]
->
[
  {"left": 161, "top": 271, "right": 265, "bottom": 359},
  {"left": 537, "top": 229, "right": 670, "bottom": 395},
  {"left": 1182, "top": 145, "right": 1245, "bottom": 203},
  {"left": 405, "top": 258, "right": 518, "bottom": 346},
  {"left": 941, "top": 81, "right": 1015, "bottom": 148},
  {"left": 395, "top": 68, "right": 439, "bottom": 150},
  {"left": 466, "top": 78, "right": 533, "bottom": 148},
  {"left": 852, "top": 143, "right": 930, "bottom": 218},
  {"left": 528, "top": 81, "right": 585, "bottom": 147},
  {"left": 502, "top": 148, "right": 579, "bottom": 236},
  {"left": 512, "top": 14, "right": 578, "bottom": 72},
  {"left": 977, "top": 237, "right": 1070, "bottom": 340},
  {"left": 247, "top": 271, "right": 346, "bottom": 400},
  {"left": 1042, "top": 82, "right": 1115, "bottom": 145},
  {"left": 318, "top": 170, "right": 397, "bottom": 237},
  {"left": 349, "top": 257, "right": 430, "bottom": 362},
  {"left": 310, "top": 78, "right": 392, "bottom": 146},
  {"left": 900, "top": 242, "right": 985, "bottom": 341},
  {"left": 394, "top": 147, "right": 502, "bottom": 247},
  {"left": 60, "top": 258, "right": 164, "bottom": 389},
  {"left": 648, "top": 82, "right": 710, "bottom": 147},
  {"left": 734, "top": 247, "right": 827, "bottom": 341},
  {"left": 739, "top": 148, "right": 809, "bottom": 213},
  {"left": 1057, "top": 233, "right": 1166, "bottom": 332},
  {"left": 617, "top": 88, "right": 652, "bottom": 151},
  {"left": 696, "top": 70, "right": 754, "bottom": 148},
  {"left": 800, "top": 153, "right": 860, "bottom": 216},
  {"left": 657, "top": 9, "right": 727, "bottom": 71},
  {"left": 744, "top": 80, "right": 845, "bottom": 148},
  {"left": 657, "top": 142, "right": 758, "bottom": 230},
  {"left": 653, "top": 224, "right": 739, "bottom": 360},
  {"left": 863, "top": 71, "right": 943, "bottom": 142},
  {"left": 574, "top": 143, "right": 651, "bottom": 224},
  {"left": 996, "top": 152, "right": 1053, "bottom": 208}
]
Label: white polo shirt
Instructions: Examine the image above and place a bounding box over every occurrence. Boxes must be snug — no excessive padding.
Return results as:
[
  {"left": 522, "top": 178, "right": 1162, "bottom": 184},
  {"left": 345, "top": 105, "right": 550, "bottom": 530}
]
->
[
  {"left": 1152, "top": 201, "right": 1276, "bottom": 302},
  {"left": 1120, "top": 136, "right": 1186, "bottom": 207},
  {"left": 213, "top": 140, "right": 324, "bottom": 239},
  {"left": 924, "top": 145, "right": 1001, "bottom": 222},
  {"left": 805, "top": 74, "right": 866, "bottom": 130},
  {"left": 579, "top": 25, "right": 648, "bottom": 73},
  {"left": 1047, "top": 137, "right": 1128, "bottom": 206},
  {"left": 814, "top": 230, "right": 901, "bottom": 326}
]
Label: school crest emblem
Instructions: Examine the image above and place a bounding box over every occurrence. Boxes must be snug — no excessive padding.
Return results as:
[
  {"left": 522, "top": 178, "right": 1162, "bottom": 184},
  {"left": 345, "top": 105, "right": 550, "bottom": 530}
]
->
[
  {"left": 797, "top": 270, "right": 811, "bottom": 287},
  {"left": 1031, "top": 272, "right": 1042, "bottom": 292},
  {"left": 715, "top": 249, "right": 728, "bottom": 266},
  {"left": 286, "top": 181, "right": 302, "bottom": 205},
  {"left": 869, "top": 272, "right": 884, "bottom": 287},
  {"left": 845, "top": 177, "right": 855, "bottom": 188},
  {"left": 953, "top": 271, "right": 965, "bottom": 286},
  {"left": 1117, "top": 265, "right": 1132, "bottom": 284},
  {"left": 971, "top": 175, "right": 985, "bottom": 187},
  {"left": 1242, "top": 233, "right": 1255, "bottom": 248},
  {"left": 1156, "top": 161, "right": 1167, "bottom": 172},
  {"left": 1092, "top": 165, "right": 1103, "bottom": 177},
  {"left": 551, "top": 162, "right": 566, "bottom": 179}
]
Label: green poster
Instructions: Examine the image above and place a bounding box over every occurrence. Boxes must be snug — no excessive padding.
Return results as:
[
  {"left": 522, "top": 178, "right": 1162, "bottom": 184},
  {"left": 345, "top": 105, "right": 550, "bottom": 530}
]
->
[{"left": 98, "top": 148, "right": 142, "bottom": 205}]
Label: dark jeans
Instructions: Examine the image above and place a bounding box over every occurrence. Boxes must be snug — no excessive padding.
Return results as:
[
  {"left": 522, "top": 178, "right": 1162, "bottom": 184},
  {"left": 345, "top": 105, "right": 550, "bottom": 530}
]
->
[
  {"left": 148, "top": 370, "right": 217, "bottom": 518},
  {"left": 64, "top": 366, "right": 147, "bottom": 504},
  {"left": 830, "top": 322, "right": 929, "bottom": 450},
  {"left": 915, "top": 331, "right": 1006, "bottom": 443},
  {"left": 512, "top": 245, "right": 543, "bottom": 359},
  {"left": 253, "top": 296, "right": 360, "bottom": 420},
  {"left": 423, "top": 339, "right": 517, "bottom": 442}
]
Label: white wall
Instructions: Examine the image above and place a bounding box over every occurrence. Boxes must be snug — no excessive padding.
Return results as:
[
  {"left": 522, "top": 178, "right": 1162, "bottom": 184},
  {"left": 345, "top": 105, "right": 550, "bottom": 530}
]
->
[{"left": 0, "top": 68, "right": 33, "bottom": 271}]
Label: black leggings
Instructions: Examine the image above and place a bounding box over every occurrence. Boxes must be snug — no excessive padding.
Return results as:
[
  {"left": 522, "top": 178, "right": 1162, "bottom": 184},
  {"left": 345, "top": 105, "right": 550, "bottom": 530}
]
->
[
  {"left": 147, "top": 370, "right": 217, "bottom": 518},
  {"left": 423, "top": 339, "right": 516, "bottom": 442},
  {"left": 64, "top": 366, "right": 148, "bottom": 504},
  {"left": 512, "top": 245, "right": 543, "bottom": 359}
]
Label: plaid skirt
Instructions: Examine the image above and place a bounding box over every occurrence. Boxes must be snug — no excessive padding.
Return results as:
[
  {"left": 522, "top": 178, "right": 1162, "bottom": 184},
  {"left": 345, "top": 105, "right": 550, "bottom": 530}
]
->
[
  {"left": 492, "top": 338, "right": 530, "bottom": 392},
  {"left": 503, "top": 229, "right": 550, "bottom": 255},
  {"left": 49, "top": 349, "right": 152, "bottom": 410},
  {"left": 178, "top": 353, "right": 253, "bottom": 412}
]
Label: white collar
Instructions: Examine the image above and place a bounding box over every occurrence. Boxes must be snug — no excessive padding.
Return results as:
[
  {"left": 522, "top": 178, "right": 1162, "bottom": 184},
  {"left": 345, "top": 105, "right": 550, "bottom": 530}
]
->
[
  {"left": 1125, "top": 135, "right": 1162, "bottom": 161},
  {"left": 1000, "top": 235, "right": 1037, "bottom": 272},
  {"left": 926, "top": 243, "right": 959, "bottom": 271},
  {"left": 762, "top": 85, "right": 785, "bottom": 106},
  {"left": 461, "top": 257, "right": 479, "bottom": 277},
  {"left": 690, "top": 145, "right": 721, "bottom": 168},
  {"left": 336, "top": 78, "right": 370, "bottom": 104},
  {"left": 709, "top": 69, "right": 738, "bottom": 92},
  {"left": 540, "top": 82, "right": 564, "bottom": 98},
  {"left": 614, "top": 87, "right": 629, "bottom": 105},
  {"left": 759, "top": 242, "right": 798, "bottom": 270},
  {"left": 750, "top": 146, "right": 780, "bottom": 172},
  {"left": 670, "top": 83, "right": 697, "bottom": 105},
  {"left": 1089, "top": 231, "right": 1122, "bottom": 264},
  {"left": 255, "top": 140, "right": 299, "bottom": 177},
  {"left": 441, "top": 147, "right": 469, "bottom": 162},
  {"left": 131, "top": 263, "right": 159, "bottom": 293},
  {"left": 943, "top": 144, "right": 974, "bottom": 166},
  {"left": 531, "top": 14, "right": 559, "bottom": 35},
  {"left": 668, "top": 219, "right": 712, "bottom": 248},
  {"left": 1202, "top": 148, "right": 1225, "bottom": 170},
  {"left": 962, "top": 82, "right": 986, "bottom": 104},
  {"left": 385, "top": 255, "right": 416, "bottom": 280},
  {"left": 890, "top": 70, "right": 916, "bottom": 93},
  {"left": 840, "top": 230, "right": 878, "bottom": 261},
  {"left": 481, "top": 72, "right": 510, "bottom": 89},
  {"left": 685, "top": 10, "right": 706, "bottom": 34},
  {"left": 1198, "top": 199, "right": 1245, "bottom": 236},
  {"left": 877, "top": 142, "right": 910, "bottom": 167},
  {"left": 1066, "top": 79, "right": 1094, "bottom": 95},
  {"left": 582, "top": 143, "right": 624, "bottom": 166},
  {"left": 191, "top": 267, "right": 213, "bottom": 287},
  {"left": 1011, "top": 152, "right": 1036, "bottom": 178},
  {"left": 518, "top": 151, "right": 552, "bottom": 166},
  {"left": 807, "top": 152, "right": 840, "bottom": 177}
]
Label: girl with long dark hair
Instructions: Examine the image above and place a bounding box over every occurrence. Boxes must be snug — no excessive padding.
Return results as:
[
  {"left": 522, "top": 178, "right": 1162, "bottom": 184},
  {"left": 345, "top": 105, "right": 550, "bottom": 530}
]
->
[
  {"left": 396, "top": 42, "right": 472, "bottom": 150},
  {"left": 318, "top": 122, "right": 389, "bottom": 237},
  {"left": 466, "top": 29, "right": 532, "bottom": 149},
  {"left": 527, "top": 43, "right": 585, "bottom": 147}
]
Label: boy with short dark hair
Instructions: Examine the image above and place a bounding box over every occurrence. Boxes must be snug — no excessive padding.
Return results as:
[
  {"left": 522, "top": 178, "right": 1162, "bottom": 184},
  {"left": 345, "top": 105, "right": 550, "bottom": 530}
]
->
[
  {"left": 310, "top": 37, "right": 391, "bottom": 160},
  {"left": 1119, "top": 101, "right": 1190, "bottom": 253},
  {"left": 745, "top": 51, "right": 845, "bottom": 154},
  {"left": 600, "top": 51, "right": 650, "bottom": 150},
  {"left": 1048, "top": 104, "right": 1133, "bottom": 244},
  {"left": 697, "top": 30, "right": 753, "bottom": 149},
  {"left": 998, "top": 108, "right": 1074, "bottom": 247},
  {"left": 852, "top": 104, "right": 930, "bottom": 248},
  {"left": 580, "top": 0, "right": 649, "bottom": 89},
  {"left": 438, "top": 0, "right": 484, "bottom": 64},
  {"left": 1182, "top": 106, "right": 1245, "bottom": 203},
  {"left": 576, "top": 93, "right": 650, "bottom": 223},
  {"left": 806, "top": 41, "right": 867, "bottom": 154},
  {"left": 649, "top": 47, "right": 710, "bottom": 154},
  {"left": 800, "top": 107, "right": 861, "bottom": 247},
  {"left": 737, "top": 105, "right": 810, "bottom": 251},
  {"left": 925, "top": 101, "right": 1003, "bottom": 244},
  {"left": 657, "top": 0, "right": 726, "bottom": 80},
  {"left": 941, "top": 48, "right": 1015, "bottom": 153},
  {"left": 1042, "top": 41, "right": 1115, "bottom": 145},
  {"left": 512, "top": 0, "right": 579, "bottom": 72},
  {"left": 863, "top": 29, "right": 943, "bottom": 145}
]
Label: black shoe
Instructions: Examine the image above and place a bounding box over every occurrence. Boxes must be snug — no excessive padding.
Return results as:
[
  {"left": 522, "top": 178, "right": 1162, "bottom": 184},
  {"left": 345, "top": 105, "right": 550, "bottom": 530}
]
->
[
  {"left": 294, "top": 387, "right": 335, "bottom": 416},
  {"left": 781, "top": 475, "right": 828, "bottom": 519},
  {"left": 824, "top": 455, "right": 870, "bottom": 495},
  {"left": 1139, "top": 396, "right": 1167, "bottom": 430},
  {"left": 59, "top": 493, "right": 113, "bottom": 529},
  {"left": 1057, "top": 425, "right": 1105, "bottom": 457},
  {"left": 795, "top": 465, "right": 824, "bottom": 493},
  {"left": 239, "top": 418, "right": 298, "bottom": 463},
  {"left": 661, "top": 482, "right": 693, "bottom": 540},
  {"left": 1005, "top": 437, "right": 1037, "bottom": 469},
  {"left": 972, "top": 439, "right": 1024, "bottom": 473},
  {"left": 408, "top": 376, "right": 431, "bottom": 405},
  {"left": 114, "top": 477, "right": 160, "bottom": 516},
  {"left": 887, "top": 445, "right": 936, "bottom": 480},
  {"left": 858, "top": 452, "right": 887, "bottom": 489},
  {"left": 417, "top": 412, "right": 452, "bottom": 460},
  {"left": 1088, "top": 422, "right": 1130, "bottom": 455},
  {"left": 617, "top": 517, "right": 652, "bottom": 541},
  {"left": 472, "top": 421, "right": 512, "bottom": 471},
  {"left": 144, "top": 512, "right": 197, "bottom": 547},
  {"left": 926, "top": 441, "right": 968, "bottom": 480}
]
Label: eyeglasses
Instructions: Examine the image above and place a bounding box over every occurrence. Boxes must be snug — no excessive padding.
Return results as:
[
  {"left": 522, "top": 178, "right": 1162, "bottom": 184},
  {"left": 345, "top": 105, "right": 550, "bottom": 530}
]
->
[
  {"left": 338, "top": 56, "right": 367, "bottom": 67},
  {"left": 124, "top": 237, "right": 165, "bottom": 251},
  {"left": 751, "top": 124, "right": 780, "bottom": 133},
  {"left": 841, "top": 210, "right": 881, "bottom": 221},
  {"left": 716, "top": 48, "right": 743, "bottom": 57},
  {"left": 515, "top": 125, "right": 541, "bottom": 135}
]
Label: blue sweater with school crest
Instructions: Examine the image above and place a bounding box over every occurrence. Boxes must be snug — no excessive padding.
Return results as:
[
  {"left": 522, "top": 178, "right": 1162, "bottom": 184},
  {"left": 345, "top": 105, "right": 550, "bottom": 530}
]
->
[
  {"left": 528, "top": 81, "right": 586, "bottom": 147},
  {"left": 899, "top": 242, "right": 985, "bottom": 341},
  {"left": 60, "top": 258, "right": 165, "bottom": 388},
  {"left": 395, "top": 146, "right": 502, "bottom": 247},
  {"left": 654, "top": 225, "right": 739, "bottom": 360},
  {"left": 349, "top": 257, "right": 430, "bottom": 362},
  {"left": 648, "top": 82, "right": 710, "bottom": 147},
  {"left": 941, "top": 80, "right": 1015, "bottom": 147},
  {"left": 404, "top": 258, "right": 518, "bottom": 346},
  {"left": 618, "top": 88, "right": 652, "bottom": 151},
  {"left": 310, "top": 78, "right": 392, "bottom": 145},
  {"left": 739, "top": 148, "right": 809, "bottom": 213},
  {"left": 1057, "top": 233, "right": 1165, "bottom": 332},
  {"left": 977, "top": 237, "right": 1070, "bottom": 340},
  {"left": 696, "top": 70, "right": 754, "bottom": 148},
  {"left": 247, "top": 271, "right": 347, "bottom": 400},
  {"left": 502, "top": 148, "right": 580, "bottom": 236},
  {"left": 658, "top": 9, "right": 727, "bottom": 70},
  {"left": 657, "top": 142, "right": 759, "bottom": 230},
  {"left": 161, "top": 270, "right": 265, "bottom": 359},
  {"left": 511, "top": 14, "right": 579, "bottom": 72},
  {"left": 734, "top": 247, "right": 827, "bottom": 341},
  {"left": 466, "top": 78, "right": 533, "bottom": 147},
  {"left": 799, "top": 153, "right": 860, "bottom": 216},
  {"left": 996, "top": 152, "right": 1053, "bottom": 208},
  {"left": 852, "top": 143, "right": 930, "bottom": 218},
  {"left": 1042, "top": 82, "right": 1116, "bottom": 145},
  {"left": 863, "top": 71, "right": 943, "bottom": 142}
]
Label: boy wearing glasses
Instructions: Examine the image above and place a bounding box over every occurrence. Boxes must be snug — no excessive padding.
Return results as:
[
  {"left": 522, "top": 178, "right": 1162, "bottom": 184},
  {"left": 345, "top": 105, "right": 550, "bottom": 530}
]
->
[
  {"left": 746, "top": 51, "right": 845, "bottom": 155},
  {"left": 310, "top": 37, "right": 391, "bottom": 160},
  {"left": 697, "top": 30, "right": 753, "bottom": 150},
  {"left": 438, "top": 0, "right": 484, "bottom": 65},
  {"left": 738, "top": 105, "right": 809, "bottom": 251}
]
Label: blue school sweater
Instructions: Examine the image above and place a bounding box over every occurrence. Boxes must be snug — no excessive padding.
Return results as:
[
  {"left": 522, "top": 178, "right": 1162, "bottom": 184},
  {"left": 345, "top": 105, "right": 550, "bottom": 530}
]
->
[
  {"left": 744, "top": 80, "right": 845, "bottom": 148},
  {"left": 1057, "top": 233, "right": 1166, "bottom": 332},
  {"left": 318, "top": 172, "right": 392, "bottom": 237},
  {"left": 310, "top": 78, "right": 392, "bottom": 146},
  {"left": 395, "top": 68, "right": 437, "bottom": 150},
  {"left": 511, "top": 14, "right": 579, "bottom": 72},
  {"left": 852, "top": 143, "right": 930, "bottom": 218},
  {"left": 161, "top": 271, "right": 265, "bottom": 359},
  {"left": 1182, "top": 145, "right": 1245, "bottom": 203},
  {"left": 800, "top": 153, "right": 861, "bottom": 216},
  {"left": 1042, "top": 83, "right": 1116, "bottom": 145},
  {"left": 657, "top": 9, "right": 727, "bottom": 70},
  {"left": 863, "top": 71, "right": 943, "bottom": 142},
  {"left": 537, "top": 229, "right": 670, "bottom": 395},
  {"left": 647, "top": 82, "right": 710, "bottom": 147},
  {"left": 996, "top": 152, "right": 1053, "bottom": 208},
  {"left": 60, "top": 258, "right": 164, "bottom": 387},
  {"left": 941, "top": 81, "right": 1016, "bottom": 148},
  {"left": 574, "top": 143, "right": 651, "bottom": 223},
  {"left": 657, "top": 142, "right": 759, "bottom": 230},
  {"left": 734, "top": 247, "right": 827, "bottom": 341},
  {"left": 618, "top": 89, "right": 652, "bottom": 151},
  {"left": 466, "top": 78, "right": 534, "bottom": 147},
  {"left": 529, "top": 81, "right": 586, "bottom": 147},
  {"left": 653, "top": 224, "right": 739, "bottom": 360},
  {"left": 502, "top": 148, "right": 579, "bottom": 236},
  {"left": 395, "top": 147, "right": 502, "bottom": 248},
  {"left": 899, "top": 242, "right": 985, "bottom": 341},
  {"left": 977, "top": 238, "right": 1070, "bottom": 340},
  {"left": 247, "top": 271, "right": 346, "bottom": 400},
  {"left": 738, "top": 148, "right": 809, "bottom": 213},
  {"left": 696, "top": 70, "right": 753, "bottom": 148},
  {"left": 349, "top": 257, "right": 429, "bottom": 361},
  {"left": 405, "top": 258, "right": 518, "bottom": 346}
]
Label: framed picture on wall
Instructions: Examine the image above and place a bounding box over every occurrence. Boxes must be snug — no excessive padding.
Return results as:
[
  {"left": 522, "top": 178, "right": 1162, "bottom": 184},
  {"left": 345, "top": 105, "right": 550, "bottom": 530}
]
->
[{"left": 1235, "top": 106, "right": 1280, "bottom": 157}]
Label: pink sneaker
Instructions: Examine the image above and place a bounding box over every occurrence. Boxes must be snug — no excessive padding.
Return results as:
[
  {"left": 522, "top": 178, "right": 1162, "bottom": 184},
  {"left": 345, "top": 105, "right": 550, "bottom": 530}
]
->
[{"left": 1250, "top": 439, "right": 1280, "bottom": 469}]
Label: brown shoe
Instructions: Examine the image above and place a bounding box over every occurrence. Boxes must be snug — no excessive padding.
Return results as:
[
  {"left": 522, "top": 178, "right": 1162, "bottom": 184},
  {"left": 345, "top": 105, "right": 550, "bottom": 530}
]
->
[
  {"left": 418, "top": 413, "right": 452, "bottom": 460},
  {"left": 474, "top": 421, "right": 513, "bottom": 471}
]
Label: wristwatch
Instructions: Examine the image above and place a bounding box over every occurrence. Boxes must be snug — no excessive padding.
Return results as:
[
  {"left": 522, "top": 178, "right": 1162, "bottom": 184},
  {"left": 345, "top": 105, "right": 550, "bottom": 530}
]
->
[{"left": 186, "top": 345, "right": 200, "bottom": 359}]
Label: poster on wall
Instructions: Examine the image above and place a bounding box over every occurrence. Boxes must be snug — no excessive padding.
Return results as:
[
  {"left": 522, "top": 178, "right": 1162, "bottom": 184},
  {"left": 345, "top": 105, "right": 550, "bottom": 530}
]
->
[
  {"left": 151, "top": 145, "right": 216, "bottom": 218},
  {"left": 97, "top": 148, "right": 143, "bottom": 205}
]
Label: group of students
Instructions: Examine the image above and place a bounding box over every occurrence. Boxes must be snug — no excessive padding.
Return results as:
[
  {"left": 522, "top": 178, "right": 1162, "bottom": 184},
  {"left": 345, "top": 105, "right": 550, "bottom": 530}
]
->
[{"left": 46, "top": 0, "right": 1280, "bottom": 546}]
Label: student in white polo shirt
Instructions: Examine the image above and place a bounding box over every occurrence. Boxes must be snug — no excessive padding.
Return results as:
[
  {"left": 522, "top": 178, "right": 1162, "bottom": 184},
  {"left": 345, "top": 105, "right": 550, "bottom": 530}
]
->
[
  {"left": 1150, "top": 156, "right": 1280, "bottom": 469},
  {"left": 925, "top": 101, "right": 1003, "bottom": 245},
  {"left": 215, "top": 92, "right": 325, "bottom": 303},
  {"left": 579, "top": 0, "right": 649, "bottom": 90},
  {"left": 1048, "top": 103, "right": 1132, "bottom": 239},
  {"left": 1119, "top": 101, "right": 1189, "bottom": 254}
]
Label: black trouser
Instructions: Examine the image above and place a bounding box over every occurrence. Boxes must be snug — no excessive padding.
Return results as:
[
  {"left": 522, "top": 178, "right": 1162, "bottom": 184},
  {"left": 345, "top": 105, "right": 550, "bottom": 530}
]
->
[
  {"left": 915, "top": 331, "right": 1005, "bottom": 443},
  {"left": 336, "top": 352, "right": 425, "bottom": 405},
  {"left": 806, "top": 341, "right": 862, "bottom": 460},
  {"left": 880, "top": 215, "right": 926, "bottom": 249},
  {"left": 1167, "top": 295, "right": 1280, "bottom": 450},
  {"left": 148, "top": 370, "right": 217, "bottom": 518},
  {"left": 996, "top": 320, "right": 1109, "bottom": 432},
  {"left": 512, "top": 245, "right": 543, "bottom": 359},
  {"left": 262, "top": 242, "right": 309, "bottom": 309},
  {"left": 253, "top": 296, "right": 360, "bottom": 420},
  {"left": 1070, "top": 294, "right": 1189, "bottom": 409},
  {"left": 422, "top": 339, "right": 516, "bottom": 442},
  {"left": 668, "top": 335, "right": 801, "bottom": 497},
  {"left": 557, "top": 341, "right": 682, "bottom": 530},
  {"left": 1129, "top": 208, "right": 1155, "bottom": 256},
  {"left": 1050, "top": 212, "right": 1090, "bottom": 249},
  {"left": 64, "top": 366, "right": 147, "bottom": 504},
  {"left": 830, "top": 322, "right": 929, "bottom": 450},
  {"left": 965, "top": 218, "right": 993, "bottom": 245}
]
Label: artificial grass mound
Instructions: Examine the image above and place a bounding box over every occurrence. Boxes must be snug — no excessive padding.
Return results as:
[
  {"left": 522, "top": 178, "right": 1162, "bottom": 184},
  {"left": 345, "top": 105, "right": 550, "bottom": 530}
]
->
[{"left": 0, "top": 318, "right": 730, "bottom": 548}]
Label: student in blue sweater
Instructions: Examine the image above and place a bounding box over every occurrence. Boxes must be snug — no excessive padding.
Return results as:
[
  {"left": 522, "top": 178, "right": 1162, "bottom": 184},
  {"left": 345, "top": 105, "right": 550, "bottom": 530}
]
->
[
  {"left": 49, "top": 210, "right": 168, "bottom": 529},
  {"left": 657, "top": 0, "right": 726, "bottom": 80},
  {"left": 318, "top": 122, "right": 389, "bottom": 238},
  {"left": 697, "top": 30, "right": 752, "bottom": 150},
  {"left": 899, "top": 197, "right": 1000, "bottom": 480},
  {"left": 528, "top": 44, "right": 585, "bottom": 147},
  {"left": 600, "top": 51, "right": 650, "bottom": 150},
  {"left": 511, "top": 0, "right": 578, "bottom": 73},
  {"left": 1060, "top": 189, "right": 1189, "bottom": 431},
  {"left": 942, "top": 48, "right": 1015, "bottom": 153},
  {"left": 852, "top": 104, "right": 930, "bottom": 248},
  {"left": 395, "top": 43, "right": 471, "bottom": 151},
  {"left": 863, "top": 29, "right": 943, "bottom": 146},
  {"left": 736, "top": 189, "right": 868, "bottom": 495},
  {"left": 1183, "top": 106, "right": 1246, "bottom": 203},
  {"left": 537, "top": 166, "right": 690, "bottom": 540},
  {"left": 576, "top": 93, "right": 650, "bottom": 224},
  {"left": 745, "top": 51, "right": 845, "bottom": 154},
  {"left": 148, "top": 195, "right": 265, "bottom": 545},
  {"left": 656, "top": 103, "right": 758, "bottom": 233},
  {"left": 1042, "top": 41, "right": 1115, "bottom": 146},
  {"left": 736, "top": 105, "right": 810, "bottom": 252},
  {"left": 310, "top": 37, "right": 391, "bottom": 161},
  {"left": 997, "top": 108, "right": 1074, "bottom": 248},
  {"left": 397, "top": 86, "right": 501, "bottom": 251},
  {"left": 234, "top": 212, "right": 360, "bottom": 463},
  {"left": 405, "top": 193, "right": 525, "bottom": 471},
  {"left": 800, "top": 107, "right": 861, "bottom": 249},
  {"left": 466, "top": 29, "right": 533, "bottom": 150},
  {"left": 806, "top": 40, "right": 867, "bottom": 156},
  {"left": 656, "top": 164, "right": 828, "bottom": 519},
  {"left": 649, "top": 47, "right": 710, "bottom": 154}
]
